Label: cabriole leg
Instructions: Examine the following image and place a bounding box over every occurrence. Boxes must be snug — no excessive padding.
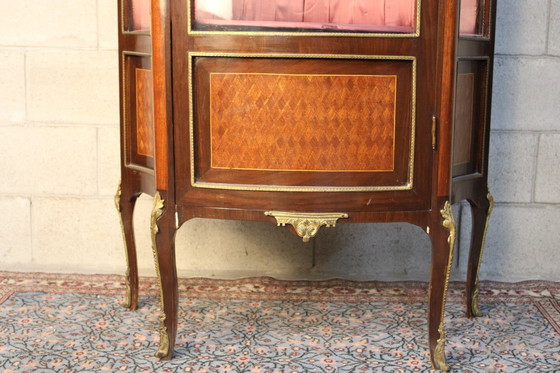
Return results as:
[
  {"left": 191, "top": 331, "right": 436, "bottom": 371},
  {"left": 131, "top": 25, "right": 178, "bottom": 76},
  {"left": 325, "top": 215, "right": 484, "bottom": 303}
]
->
[
  {"left": 466, "top": 191, "right": 494, "bottom": 318},
  {"left": 427, "top": 200, "right": 456, "bottom": 371},
  {"left": 150, "top": 192, "right": 178, "bottom": 360},
  {"left": 115, "top": 181, "right": 140, "bottom": 310}
]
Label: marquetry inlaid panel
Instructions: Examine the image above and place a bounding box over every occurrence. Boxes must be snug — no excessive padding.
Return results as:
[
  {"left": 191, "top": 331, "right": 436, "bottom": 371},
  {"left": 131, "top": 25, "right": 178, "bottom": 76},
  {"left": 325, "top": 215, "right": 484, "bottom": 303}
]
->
[
  {"left": 210, "top": 73, "right": 396, "bottom": 172},
  {"left": 453, "top": 73, "right": 475, "bottom": 167},
  {"left": 136, "top": 68, "right": 154, "bottom": 158}
]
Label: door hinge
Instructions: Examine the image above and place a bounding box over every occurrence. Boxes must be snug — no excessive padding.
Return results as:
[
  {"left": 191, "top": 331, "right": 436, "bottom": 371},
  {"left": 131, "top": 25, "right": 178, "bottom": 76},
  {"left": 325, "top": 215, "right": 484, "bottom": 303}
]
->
[{"left": 431, "top": 115, "right": 438, "bottom": 150}]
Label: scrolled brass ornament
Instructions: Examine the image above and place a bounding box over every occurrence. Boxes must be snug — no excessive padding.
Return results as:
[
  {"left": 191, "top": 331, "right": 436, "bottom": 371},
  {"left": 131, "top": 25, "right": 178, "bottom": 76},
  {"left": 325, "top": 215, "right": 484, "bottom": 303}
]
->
[
  {"left": 150, "top": 192, "right": 170, "bottom": 358},
  {"left": 432, "top": 201, "right": 457, "bottom": 372},
  {"left": 265, "top": 211, "right": 349, "bottom": 242}
]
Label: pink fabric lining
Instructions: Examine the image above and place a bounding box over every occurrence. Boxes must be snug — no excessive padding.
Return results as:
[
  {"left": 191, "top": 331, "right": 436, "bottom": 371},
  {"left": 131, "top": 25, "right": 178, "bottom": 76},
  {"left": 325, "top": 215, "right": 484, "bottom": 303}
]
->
[
  {"left": 197, "top": 18, "right": 413, "bottom": 33},
  {"left": 194, "top": 0, "right": 480, "bottom": 35},
  {"left": 460, "top": 0, "right": 479, "bottom": 35},
  {"left": 195, "top": 0, "right": 416, "bottom": 32},
  {"left": 129, "top": 0, "right": 478, "bottom": 35}
]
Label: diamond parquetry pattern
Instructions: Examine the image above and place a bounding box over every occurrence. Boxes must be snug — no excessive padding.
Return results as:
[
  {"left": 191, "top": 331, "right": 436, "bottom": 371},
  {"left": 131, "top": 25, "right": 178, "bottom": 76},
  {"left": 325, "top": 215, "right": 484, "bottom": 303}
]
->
[{"left": 210, "top": 73, "right": 397, "bottom": 172}]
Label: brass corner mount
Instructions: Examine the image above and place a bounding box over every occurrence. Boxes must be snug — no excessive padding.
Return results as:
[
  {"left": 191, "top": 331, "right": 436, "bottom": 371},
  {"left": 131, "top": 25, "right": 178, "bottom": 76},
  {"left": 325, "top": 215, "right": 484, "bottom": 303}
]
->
[{"left": 265, "top": 211, "right": 349, "bottom": 242}]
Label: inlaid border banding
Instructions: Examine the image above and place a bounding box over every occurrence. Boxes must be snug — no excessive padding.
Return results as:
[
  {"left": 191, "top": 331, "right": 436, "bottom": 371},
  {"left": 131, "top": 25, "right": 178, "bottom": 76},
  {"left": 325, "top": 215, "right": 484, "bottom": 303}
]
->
[{"left": 188, "top": 52, "right": 417, "bottom": 193}]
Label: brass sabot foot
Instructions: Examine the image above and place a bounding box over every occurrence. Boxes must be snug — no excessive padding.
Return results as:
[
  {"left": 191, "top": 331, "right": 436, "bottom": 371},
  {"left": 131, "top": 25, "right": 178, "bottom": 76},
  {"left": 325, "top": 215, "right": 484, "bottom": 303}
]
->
[
  {"left": 155, "top": 344, "right": 171, "bottom": 359},
  {"left": 471, "top": 283, "right": 483, "bottom": 317},
  {"left": 154, "top": 313, "right": 171, "bottom": 359},
  {"left": 122, "top": 270, "right": 133, "bottom": 309},
  {"left": 433, "top": 325, "right": 450, "bottom": 371}
]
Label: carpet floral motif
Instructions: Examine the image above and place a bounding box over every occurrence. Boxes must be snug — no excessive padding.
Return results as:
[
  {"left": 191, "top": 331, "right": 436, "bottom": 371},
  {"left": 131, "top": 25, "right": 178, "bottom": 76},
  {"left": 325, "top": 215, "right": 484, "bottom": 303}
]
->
[{"left": 0, "top": 272, "right": 559, "bottom": 372}]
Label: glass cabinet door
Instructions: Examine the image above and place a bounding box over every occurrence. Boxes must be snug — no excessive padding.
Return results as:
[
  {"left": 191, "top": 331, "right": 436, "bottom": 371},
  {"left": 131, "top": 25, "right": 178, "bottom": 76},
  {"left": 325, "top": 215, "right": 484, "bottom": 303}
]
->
[
  {"left": 126, "top": 0, "right": 151, "bottom": 32},
  {"left": 192, "top": 0, "right": 419, "bottom": 34}
]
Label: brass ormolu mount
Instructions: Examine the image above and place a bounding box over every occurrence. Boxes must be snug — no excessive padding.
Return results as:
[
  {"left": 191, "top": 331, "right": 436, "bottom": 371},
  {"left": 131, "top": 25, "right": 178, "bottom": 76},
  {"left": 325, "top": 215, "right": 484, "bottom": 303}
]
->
[{"left": 265, "top": 211, "right": 349, "bottom": 242}]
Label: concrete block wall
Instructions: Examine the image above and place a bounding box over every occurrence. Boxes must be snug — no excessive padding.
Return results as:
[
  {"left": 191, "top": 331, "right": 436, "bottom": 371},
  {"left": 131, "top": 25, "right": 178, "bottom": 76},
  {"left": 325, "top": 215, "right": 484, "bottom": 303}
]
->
[{"left": 0, "top": 0, "right": 558, "bottom": 282}]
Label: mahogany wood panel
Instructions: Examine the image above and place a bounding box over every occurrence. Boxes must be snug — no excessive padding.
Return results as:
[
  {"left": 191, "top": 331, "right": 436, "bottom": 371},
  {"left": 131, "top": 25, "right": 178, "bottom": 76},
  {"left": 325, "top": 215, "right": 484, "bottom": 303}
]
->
[
  {"left": 151, "top": 0, "right": 172, "bottom": 191},
  {"left": 435, "top": 0, "right": 460, "bottom": 196},
  {"left": 120, "top": 34, "right": 152, "bottom": 55}
]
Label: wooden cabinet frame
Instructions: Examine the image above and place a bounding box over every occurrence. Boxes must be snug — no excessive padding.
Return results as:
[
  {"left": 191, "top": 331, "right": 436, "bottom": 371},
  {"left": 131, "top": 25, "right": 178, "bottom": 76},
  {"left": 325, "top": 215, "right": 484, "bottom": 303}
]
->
[{"left": 115, "top": 0, "right": 497, "bottom": 370}]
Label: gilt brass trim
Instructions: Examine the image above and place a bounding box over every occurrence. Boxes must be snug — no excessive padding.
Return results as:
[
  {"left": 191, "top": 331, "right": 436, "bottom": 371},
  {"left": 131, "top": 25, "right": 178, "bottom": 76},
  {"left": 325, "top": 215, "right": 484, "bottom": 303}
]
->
[
  {"left": 265, "top": 211, "right": 348, "bottom": 242},
  {"left": 150, "top": 192, "right": 170, "bottom": 359},
  {"left": 432, "top": 201, "right": 456, "bottom": 372},
  {"left": 471, "top": 190, "right": 494, "bottom": 317},
  {"left": 188, "top": 52, "right": 416, "bottom": 192},
  {"left": 114, "top": 181, "right": 133, "bottom": 309},
  {"left": 187, "top": 0, "right": 422, "bottom": 38},
  {"left": 431, "top": 115, "right": 437, "bottom": 150}
]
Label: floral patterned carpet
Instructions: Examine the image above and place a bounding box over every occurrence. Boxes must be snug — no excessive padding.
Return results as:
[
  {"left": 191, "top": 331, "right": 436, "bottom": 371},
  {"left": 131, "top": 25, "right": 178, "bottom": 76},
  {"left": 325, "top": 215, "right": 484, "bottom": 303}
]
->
[{"left": 0, "top": 272, "right": 559, "bottom": 372}]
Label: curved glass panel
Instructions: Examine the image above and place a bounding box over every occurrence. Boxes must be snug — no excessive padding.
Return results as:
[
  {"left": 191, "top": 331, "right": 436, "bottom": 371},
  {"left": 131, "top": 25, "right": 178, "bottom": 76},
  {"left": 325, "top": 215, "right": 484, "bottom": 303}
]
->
[
  {"left": 128, "top": 0, "right": 151, "bottom": 32},
  {"left": 460, "top": 0, "right": 484, "bottom": 36},
  {"left": 193, "top": 0, "right": 418, "bottom": 34}
]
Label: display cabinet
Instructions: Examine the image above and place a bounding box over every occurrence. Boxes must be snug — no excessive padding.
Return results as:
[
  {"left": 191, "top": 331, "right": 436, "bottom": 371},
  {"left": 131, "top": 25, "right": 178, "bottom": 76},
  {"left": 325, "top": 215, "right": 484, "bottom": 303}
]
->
[{"left": 115, "top": 0, "right": 497, "bottom": 370}]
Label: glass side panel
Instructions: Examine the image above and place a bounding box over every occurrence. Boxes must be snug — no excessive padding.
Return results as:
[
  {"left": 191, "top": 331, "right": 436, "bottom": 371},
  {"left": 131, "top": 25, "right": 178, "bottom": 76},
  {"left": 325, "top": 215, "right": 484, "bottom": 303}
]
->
[
  {"left": 460, "top": 0, "right": 484, "bottom": 36},
  {"left": 128, "top": 0, "right": 151, "bottom": 32},
  {"left": 193, "top": 0, "right": 418, "bottom": 34}
]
